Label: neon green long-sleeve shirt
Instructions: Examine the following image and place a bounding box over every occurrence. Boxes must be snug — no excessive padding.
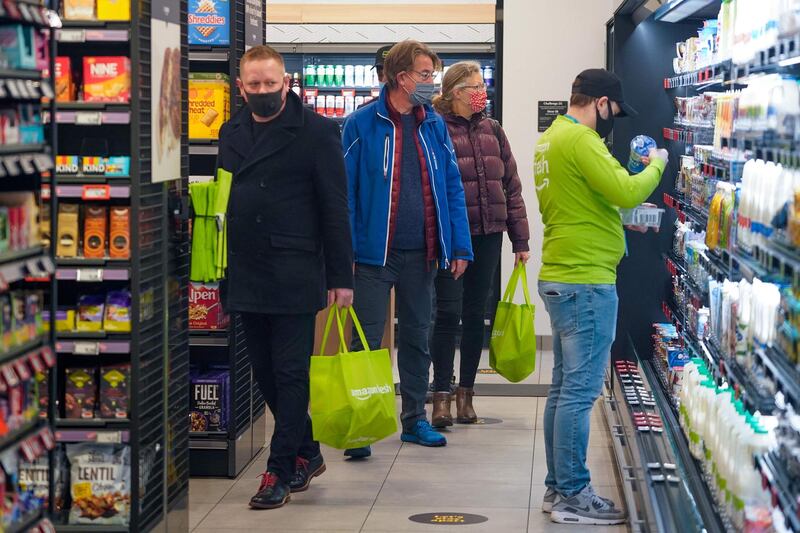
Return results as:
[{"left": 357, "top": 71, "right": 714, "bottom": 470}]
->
[{"left": 534, "top": 115, "right": 665, "bottom": 284}]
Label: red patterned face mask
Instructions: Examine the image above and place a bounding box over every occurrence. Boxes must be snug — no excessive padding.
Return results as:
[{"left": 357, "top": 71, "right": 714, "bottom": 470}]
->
[{"left": 469, "top": 90, "right": 488, "bottom": 113}]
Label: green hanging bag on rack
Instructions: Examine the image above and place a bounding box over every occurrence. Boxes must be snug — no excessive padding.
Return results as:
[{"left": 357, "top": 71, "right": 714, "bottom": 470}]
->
[
  {"left": 489, "top": 263, "right": 537, "bottom": 383},
  {"left": 309, "top": 306, "right": 398, "bottom": 450}
]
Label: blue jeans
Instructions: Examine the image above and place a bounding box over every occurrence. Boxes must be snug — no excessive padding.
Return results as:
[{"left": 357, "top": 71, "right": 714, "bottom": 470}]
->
[
  {"left": 538, "top": 281, "right": 618, "bottom": 497},
  {"left": 352, "top": 250, "right": 436, "bottom": 433}
]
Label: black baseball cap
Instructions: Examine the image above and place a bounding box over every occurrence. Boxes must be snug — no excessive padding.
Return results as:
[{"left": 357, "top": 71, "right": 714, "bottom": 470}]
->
[
  {"left": 374, "top": 45, "right": 392, "bottom": 68},
  {"left": 572, "top": 69, "right": 638, "bottom": 118}
]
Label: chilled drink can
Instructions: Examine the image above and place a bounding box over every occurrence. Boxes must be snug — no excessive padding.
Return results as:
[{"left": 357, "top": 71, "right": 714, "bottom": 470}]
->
[
  {"left": 334, "top": 65, "right": 345, "bottom": 87},
  {"left": 306, "top": 93, "right": 316, "bottom": 109},
  {"left": 315, "top": 95, "right": 325, "bottom": 114},
  {"left": 344, "top": 65, "right": 355, "bottom": 87},
  {"left": 325, "top": 65, "right": 335, "bottom": 87},
  {"left": 483, "top": 66, "right": 494, "bottom": 88},
  {"left": 304, "top": 65, "right": 316, "bottom": 87},
  {"left": 354, "top": 65, "right": 365, "bottom": 87},
  {"left": 372, "top": 68, "right": 380, "bottom": 87},
  {"left": 325, "top": 95, "right": 335, "bottom": 117},
  {"left": 335, "top": 95, "right": 345, "bottom": 117}
]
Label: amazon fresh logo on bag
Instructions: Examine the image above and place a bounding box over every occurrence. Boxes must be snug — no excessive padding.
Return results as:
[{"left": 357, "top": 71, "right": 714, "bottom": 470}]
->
[
  {"left": 351, "top": 385, "right": 392, "bottom": 401},
  {"left": 491, "top": 329, "right": 504, "bottom": 338}
]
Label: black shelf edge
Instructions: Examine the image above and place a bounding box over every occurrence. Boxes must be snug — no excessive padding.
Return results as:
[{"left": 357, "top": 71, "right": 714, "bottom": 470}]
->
[
  {"left": 56, "top": 258, "right": 131, "bottom": 267},
  {"left": 56, "top": 418, "right": 130, "bottom": 429},
  {"left": 757, "top": 452, "right": 800, "bottom": 532},
  {"left": 0, "top": 246, "right": 46, "bottom": 266},
  {"left": 0, "top": 419, "right": 45, "bottom": 454},
  {"left": 189, "top": 337, "right": 228, "bottom": 347},
  {"left": 58, "top": 19, "right": 130, "bottom": 29},
  {"left": 0, "top": 337, "right": 45, "bottom": 366},
  {"left": 56, "top": 332, "right": 131, "bottom": 340},
  {"left": 188, "top": 139, "right": 219, "bottom": 145},
  {"left": 188, "top": 431, "right": 227, "bottom": 439},
  {"left": 189, "top": 328, "right": 228, "bottom": 336},
  {"left": 0, "top": 67, "right": 42, "bottom": 81},
  {"left": 0, "top": 143, "right": 46, "bottom": 155},
  {"left": 759, "top": 344, "right": 800, "bottom": 410},
  {"left": 52, "top": 175, "right": 131, "bottom": 183},
  {"left": 56, "top": 102, "right": 130, "bottom": 111}
]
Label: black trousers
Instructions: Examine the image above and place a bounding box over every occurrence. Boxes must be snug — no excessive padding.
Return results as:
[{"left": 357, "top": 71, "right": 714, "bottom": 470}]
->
[
  {"left": 240, "top": 312, "right": 319, "bottom": 483},
  {"left": 431, "top": 233, "right": 503, "bottom": 391}
]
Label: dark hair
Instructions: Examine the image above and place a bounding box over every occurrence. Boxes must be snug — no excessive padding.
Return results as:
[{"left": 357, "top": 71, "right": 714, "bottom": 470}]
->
[
  {"left": 383, "top": 40, "right": 442, "bottom": 90},
  {"left": 569, "top": 93, "right": 597, "bottom": 108}
]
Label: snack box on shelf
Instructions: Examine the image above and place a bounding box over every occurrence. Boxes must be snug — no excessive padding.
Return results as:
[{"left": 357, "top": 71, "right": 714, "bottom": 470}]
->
[{"left": 188, "top": 0, "right": 230, "bottom": 46}]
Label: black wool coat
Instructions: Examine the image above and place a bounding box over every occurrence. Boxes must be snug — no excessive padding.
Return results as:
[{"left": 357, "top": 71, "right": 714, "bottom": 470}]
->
[{"left": 217, "top": 91, "right": 353, "bottom": 314}]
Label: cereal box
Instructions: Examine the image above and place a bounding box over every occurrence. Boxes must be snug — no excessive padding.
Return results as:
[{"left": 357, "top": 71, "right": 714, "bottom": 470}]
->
[
  {"left": 96, "top": 0, "right": 130, "bottom": 21},
  {"left": 63, "top": 0, "right": 95, "bottom": 20},
  {"left": 189, "top": 282, "right": 228, "bottom": 330},
  {"left": 188, "top": 0, "right": 230, "bottom": 46},
  {"left": 190, "top": 370, "right": 229, "bottom": 433},
  {"left": 188, "top": 73, "right": 229, "bottom": 140},
  {"left": 83, "top": 56, "right": 131, "bottom": 103},
  {"left": 55, "top": 57, "right": 75, "bottom": 102}
]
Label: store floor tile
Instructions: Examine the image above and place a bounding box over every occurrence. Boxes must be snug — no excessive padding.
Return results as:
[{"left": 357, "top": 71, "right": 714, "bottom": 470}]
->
[{"left": 189, "top": 395, "right": 629, "bottom": 533}]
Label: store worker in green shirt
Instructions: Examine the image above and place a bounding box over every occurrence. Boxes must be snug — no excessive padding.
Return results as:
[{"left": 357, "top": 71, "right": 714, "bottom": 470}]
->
[{"left": 534, "top": 69, "right": 668, "bottom": 526}]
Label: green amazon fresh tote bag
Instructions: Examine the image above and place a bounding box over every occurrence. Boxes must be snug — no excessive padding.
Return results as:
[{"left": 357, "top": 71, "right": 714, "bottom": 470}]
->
[
  {"left": 309, "top": 305, "right": 398, "bottom": 449},
  {"left": 489, "top": 263, "right": 537, "bottom": 382}
]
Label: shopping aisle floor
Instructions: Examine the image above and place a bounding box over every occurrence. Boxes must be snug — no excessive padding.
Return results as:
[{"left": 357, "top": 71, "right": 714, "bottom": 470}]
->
[{"left": 188, "top": 350, "right": 628, "bottom": 533}]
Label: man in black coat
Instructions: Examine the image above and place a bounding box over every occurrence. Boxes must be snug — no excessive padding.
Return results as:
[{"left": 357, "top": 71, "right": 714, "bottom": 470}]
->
[{"left": 217, "top": 45, "right": 353, "bottom": 510}]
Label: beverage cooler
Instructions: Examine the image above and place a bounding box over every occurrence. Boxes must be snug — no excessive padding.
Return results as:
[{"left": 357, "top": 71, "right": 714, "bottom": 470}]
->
[{"left": 279, "top": 50, "right": 498, "bottom": 125}]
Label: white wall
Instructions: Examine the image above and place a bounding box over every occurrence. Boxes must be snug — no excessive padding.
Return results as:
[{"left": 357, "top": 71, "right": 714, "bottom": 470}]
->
[{"left": 501, "top": 0, "right": 615, "bottom": 335}]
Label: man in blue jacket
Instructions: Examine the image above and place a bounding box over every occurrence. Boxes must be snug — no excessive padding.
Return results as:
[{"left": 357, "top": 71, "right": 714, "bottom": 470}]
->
[{"left": 341, "top": 40, "right": 473, "bottom": 457}]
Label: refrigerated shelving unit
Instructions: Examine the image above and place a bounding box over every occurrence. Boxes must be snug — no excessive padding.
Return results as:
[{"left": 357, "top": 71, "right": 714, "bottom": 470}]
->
[{"left": 604, "top": 1, "right": 800, "bottom": 531}]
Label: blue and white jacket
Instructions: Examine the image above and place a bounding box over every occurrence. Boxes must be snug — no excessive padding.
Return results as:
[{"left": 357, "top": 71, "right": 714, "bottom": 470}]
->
[{"left": 341, "top": 87, "right": 473, "bottom": 268}]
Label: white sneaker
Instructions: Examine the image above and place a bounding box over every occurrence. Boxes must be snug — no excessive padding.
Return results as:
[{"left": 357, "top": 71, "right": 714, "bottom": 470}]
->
[{"left": 550, "top": 485, "right": 627, "bottom": 526}]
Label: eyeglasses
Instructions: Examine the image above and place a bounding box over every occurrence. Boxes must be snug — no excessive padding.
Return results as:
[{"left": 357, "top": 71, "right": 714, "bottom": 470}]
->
[
  {"left": 408, "top": 69, "right": 438, "bottom": 82},
  {"left": 459, "top": 83, "right": 487, "bottom": 91}
]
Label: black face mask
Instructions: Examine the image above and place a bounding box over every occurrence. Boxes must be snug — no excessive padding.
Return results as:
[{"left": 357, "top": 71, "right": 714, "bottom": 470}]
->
[
  {"left": 245, "top": 89, "right": 284, "bottom": 118},
  {"left": 595, "top": 100, "right": 615, "bottom": 139}
]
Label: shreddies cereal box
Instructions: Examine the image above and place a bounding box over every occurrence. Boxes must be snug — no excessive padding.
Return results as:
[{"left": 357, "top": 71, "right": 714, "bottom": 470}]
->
[
  {"left": 189, "top": 282, "right": 229, "bottom": 330},
  {"left": 189, "top": 73, "right": 229, "bottom": 140},
  {"left": 188, "top": 0, "right": 230, "bottom": 46},
  {"left": 83, "top": 57, "right": 131, "bottom": 103}
]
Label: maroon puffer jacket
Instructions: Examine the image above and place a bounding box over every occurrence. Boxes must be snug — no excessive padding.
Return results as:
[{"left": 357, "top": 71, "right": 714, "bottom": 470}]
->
[{"left": 444, "top": 113, "right": 529, "bottom": 252}]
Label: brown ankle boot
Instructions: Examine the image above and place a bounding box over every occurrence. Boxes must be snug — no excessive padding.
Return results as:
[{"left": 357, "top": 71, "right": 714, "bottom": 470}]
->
[
  {"left": 431, "top": 392, "right": 453, "bottom": 428},
  {"left": 456, "top": 387, "right": 477, "bottom": 424}
]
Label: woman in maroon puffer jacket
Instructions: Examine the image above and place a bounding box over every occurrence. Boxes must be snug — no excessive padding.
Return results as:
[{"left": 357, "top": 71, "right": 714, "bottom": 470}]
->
[{"left": 430, "top": 61, "right": 530, "bottom": 426}]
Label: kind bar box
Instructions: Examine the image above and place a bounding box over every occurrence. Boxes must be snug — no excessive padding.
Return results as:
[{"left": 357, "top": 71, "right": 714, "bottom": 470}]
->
[
  {"left": 188, "top": 73, "right": 229, "bottom": 140},
  {"left": 188, "top": 0, "right": 230, "bottom": 46},
  {"left": 83, "top": 56, "right": 131, "bottom": 103},
  {"left": 189, "top": 370, "right": 229, "bottom": 433},
  {"left": 189, "top": 282, "right": 229, "bottom": 330}
]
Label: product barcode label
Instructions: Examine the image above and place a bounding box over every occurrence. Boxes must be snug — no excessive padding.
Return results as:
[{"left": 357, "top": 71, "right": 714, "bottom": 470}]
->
[
  {"left": 58, "top": 29, "right": 86, "bottom": 43},
  {"left": 75, "top": 111, "right": 102, "bottom": 125},
  {"left": 73, "top": 341, "right": 100, "bottom": 355},
  {"left": 77, "top": 268, "right": 104, "bottom": 282},
  {"left": 96, "top": 431, "right": 122, "bottom": 444}
]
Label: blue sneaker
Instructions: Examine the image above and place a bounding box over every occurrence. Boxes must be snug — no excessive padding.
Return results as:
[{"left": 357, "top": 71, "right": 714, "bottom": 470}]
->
[
  {"left": 401, "top": 420, "right": 447, "bottom": 447},
  {"left": 344, "top": 446, "right": 371, "bottom": 459}
]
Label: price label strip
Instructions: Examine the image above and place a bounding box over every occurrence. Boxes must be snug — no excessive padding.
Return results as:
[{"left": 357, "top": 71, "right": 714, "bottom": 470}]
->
[
  {"left": 58, "top": 29, "right": 86, "bottom": 43},
  {"left": 77, "top": 268, "right": 104, "bottom": 282},
  {"left": 75, "top": 111, "right": 103, "bottom": 126},
  {"left": 73, "top": 341, "right": 101, "bottom": 355},
  {"left": 96, "top": 431, "right": 122, "bottom": 444}
]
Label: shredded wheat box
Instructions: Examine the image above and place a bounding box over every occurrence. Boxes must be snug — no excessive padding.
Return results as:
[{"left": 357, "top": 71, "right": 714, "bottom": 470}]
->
[
  {"left": 188, "top": 73, "right": 229, "bottom": 140},
  {"left": 188, "top": 0, "right": 230, "bottom": 46}
]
